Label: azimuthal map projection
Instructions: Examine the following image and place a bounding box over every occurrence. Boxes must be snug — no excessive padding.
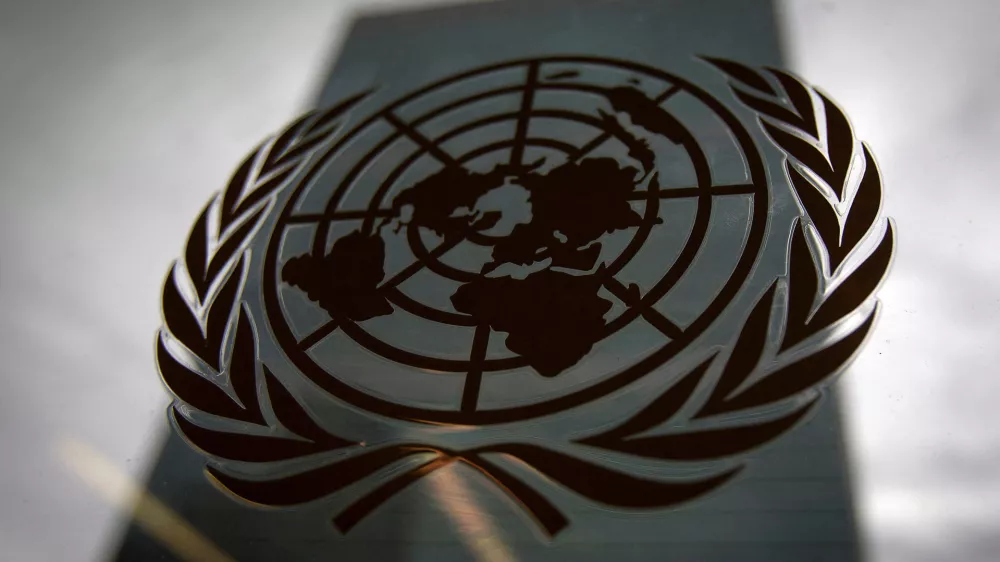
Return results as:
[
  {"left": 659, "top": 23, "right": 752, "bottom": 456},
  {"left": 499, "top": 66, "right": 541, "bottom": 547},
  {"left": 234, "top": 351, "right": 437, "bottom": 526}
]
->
[
  {"left": 157, "top": 55, "right": 891, "bottom": 537},
  {"left": 265, "top": 57, "right": 769, "bottom": 424}
]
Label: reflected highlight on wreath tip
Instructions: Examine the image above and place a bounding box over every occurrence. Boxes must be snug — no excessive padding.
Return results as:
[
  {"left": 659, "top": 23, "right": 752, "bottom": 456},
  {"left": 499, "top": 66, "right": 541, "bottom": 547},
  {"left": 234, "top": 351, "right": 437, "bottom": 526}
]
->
[
  {"left": 54, "top": 437, "right": 235, "bottom": 562},
  {"left": 429, "top": 464, "right": 518, "bottom": 562}
]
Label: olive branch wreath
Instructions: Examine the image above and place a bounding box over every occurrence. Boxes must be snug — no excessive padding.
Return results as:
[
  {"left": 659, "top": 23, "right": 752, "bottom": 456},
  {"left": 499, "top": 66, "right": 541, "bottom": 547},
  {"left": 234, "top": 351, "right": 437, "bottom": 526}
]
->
[{"left": 156, "top": 58, "right": 894, "bottom": 538}]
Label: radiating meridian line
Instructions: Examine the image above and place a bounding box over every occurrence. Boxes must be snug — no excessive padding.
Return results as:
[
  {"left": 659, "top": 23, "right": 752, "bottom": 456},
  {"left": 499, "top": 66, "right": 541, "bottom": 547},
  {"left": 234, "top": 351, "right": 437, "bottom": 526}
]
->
[
  {"left": 296, "top": 320, "right": 339, "bottom": 352},
  {"left": 654, "top": 84, "right": 683, "bottom": 103},
  {"left": 286, "top": 209, "right": 395, "bottom": 224},
  {"left": 384, "top": 235, "right": 463, "bottom": 287},
  {"left": 297, "top": 235, "right": 465, "bottom": 350},
  {"left": 383, "top": 111, "right": 460, "bottom": 168},
  {"left": 460, "top": 325, "right": 491, "bottom": 413},
  {"left": 509, "top": 61, "right": 540, "bottom": 168},
  {"left": 570, "top": 83, "right": 683, "bottom": 163},
  {"left": 604, "top": 277, "right": 684, "bottom": 340},
  {"left": 627, "top": 183, "right": 756, "bottom": 201}
]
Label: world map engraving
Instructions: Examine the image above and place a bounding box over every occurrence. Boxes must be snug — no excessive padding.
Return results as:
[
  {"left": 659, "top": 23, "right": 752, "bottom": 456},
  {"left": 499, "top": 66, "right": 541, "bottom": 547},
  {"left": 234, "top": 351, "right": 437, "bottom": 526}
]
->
[
  {"left": 281, "top": 85, "right": 679, "bottom": 377},
  {"left": 159, "top": 56, "right": 888, "bottom": 536}
]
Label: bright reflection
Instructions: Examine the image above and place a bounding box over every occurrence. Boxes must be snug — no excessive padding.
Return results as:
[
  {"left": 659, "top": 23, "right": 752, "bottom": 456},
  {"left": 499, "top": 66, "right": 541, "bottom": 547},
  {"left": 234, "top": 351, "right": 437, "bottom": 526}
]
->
[
  {"left": 55, "top": 438, "right": 234, "bottom": 562},
  {"left": 428, "top": 463, "right": 517, "bottom": 562}
]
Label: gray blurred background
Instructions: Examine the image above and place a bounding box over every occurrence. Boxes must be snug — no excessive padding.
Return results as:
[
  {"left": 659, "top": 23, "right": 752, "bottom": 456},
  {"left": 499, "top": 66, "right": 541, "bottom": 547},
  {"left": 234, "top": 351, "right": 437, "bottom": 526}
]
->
[{"left": 2, "top": 1, "right": 999, "bottom": 561}]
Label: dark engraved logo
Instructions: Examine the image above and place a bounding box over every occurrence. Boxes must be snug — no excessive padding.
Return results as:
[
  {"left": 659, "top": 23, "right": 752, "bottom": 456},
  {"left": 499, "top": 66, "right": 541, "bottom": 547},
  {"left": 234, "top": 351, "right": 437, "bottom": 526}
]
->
[
  {"left": 157, "top": 56, "right": 893, "bottom": 537},
  {"left": 263, "top": 58, "right": 768, "bottom": 424}
]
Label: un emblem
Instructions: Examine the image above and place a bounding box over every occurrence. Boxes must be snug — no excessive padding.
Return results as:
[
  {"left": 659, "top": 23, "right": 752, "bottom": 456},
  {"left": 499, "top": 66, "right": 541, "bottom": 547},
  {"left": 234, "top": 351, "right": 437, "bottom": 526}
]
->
[{"left": 157, "top": 56, "right": 893, "bottom": 536}]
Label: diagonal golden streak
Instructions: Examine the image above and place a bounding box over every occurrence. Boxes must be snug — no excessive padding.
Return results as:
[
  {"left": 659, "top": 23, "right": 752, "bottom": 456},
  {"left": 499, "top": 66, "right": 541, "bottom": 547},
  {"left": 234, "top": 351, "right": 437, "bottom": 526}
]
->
[
  {"left": 55, "top": 437, "right": 235, "bottom": 562},
  {"left": 429, "top": 466, "right": 518, "bottom": 562}
]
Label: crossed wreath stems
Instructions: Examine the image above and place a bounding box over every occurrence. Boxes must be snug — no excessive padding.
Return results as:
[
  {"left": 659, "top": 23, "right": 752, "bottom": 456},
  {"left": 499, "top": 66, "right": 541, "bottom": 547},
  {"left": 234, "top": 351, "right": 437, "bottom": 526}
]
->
[{"left": 157, "top": 58, "right": 894, "bottom": 537}]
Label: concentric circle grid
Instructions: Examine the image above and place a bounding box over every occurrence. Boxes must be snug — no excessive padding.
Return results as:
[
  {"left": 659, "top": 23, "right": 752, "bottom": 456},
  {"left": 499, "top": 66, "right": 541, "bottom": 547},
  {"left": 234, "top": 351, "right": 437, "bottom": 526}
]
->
[{"left": 263, "top": 57, "right": 769, "bottom": 425}]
